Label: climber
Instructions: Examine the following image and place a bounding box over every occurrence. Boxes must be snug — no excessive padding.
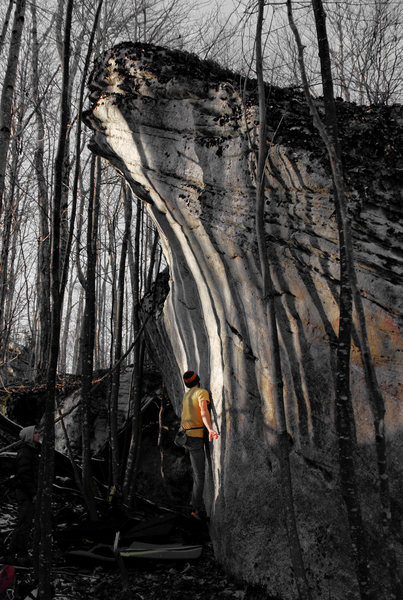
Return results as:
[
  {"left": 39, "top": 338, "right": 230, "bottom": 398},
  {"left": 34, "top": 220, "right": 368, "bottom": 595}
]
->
[
  {"left": 181, "top": 371, "right": 219, "bottom": 521},
  {"left": 7, "top": 425, "right": 40, "bottom": 564}
]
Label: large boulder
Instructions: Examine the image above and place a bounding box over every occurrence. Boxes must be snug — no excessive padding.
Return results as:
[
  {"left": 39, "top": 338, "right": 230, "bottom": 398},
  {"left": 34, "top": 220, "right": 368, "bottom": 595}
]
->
[{"left": 84, "top": 43, "right": 403, "bottom": 599}]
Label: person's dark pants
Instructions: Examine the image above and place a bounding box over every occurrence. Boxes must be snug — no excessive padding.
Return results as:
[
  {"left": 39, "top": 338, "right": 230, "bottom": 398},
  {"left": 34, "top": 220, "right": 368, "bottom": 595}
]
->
[
  {"left": 186, "top": 436, "right": 205, "bottom": 513},
  {"left": 9, "top": 489, "right": 34, "bottom": 558}
]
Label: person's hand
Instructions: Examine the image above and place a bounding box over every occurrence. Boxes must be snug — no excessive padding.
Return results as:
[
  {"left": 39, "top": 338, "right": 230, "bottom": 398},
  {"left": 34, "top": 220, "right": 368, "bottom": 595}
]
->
[{"left": 209, "top": 430, "right": 219, "bottom": 442}]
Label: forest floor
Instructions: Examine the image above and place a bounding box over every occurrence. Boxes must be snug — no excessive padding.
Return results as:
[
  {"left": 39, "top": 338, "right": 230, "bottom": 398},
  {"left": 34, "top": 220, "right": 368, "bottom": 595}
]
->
[
  {"left": 0, "top": 480, "right": 260, "bottom": 600},
  {"left": 0, "top": 389, "right": 268, "bottom": 600},
  {"left": 55, "top": 542, "right": 247, "bottom": 600}
]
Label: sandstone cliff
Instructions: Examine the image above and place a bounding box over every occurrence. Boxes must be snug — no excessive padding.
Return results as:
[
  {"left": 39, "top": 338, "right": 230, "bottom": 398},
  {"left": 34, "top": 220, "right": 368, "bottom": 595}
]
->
[{"left": 84, "top": 43, "right": 403, "bottom": 599}]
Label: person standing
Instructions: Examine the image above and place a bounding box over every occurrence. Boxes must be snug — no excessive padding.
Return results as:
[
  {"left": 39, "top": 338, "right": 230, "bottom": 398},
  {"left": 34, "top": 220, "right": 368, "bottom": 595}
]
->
[
  {"left": 8, "top": 425, "right": 40, "bottom": 563},
  {"left": 181, "top": 370, "right": 219, "bottom": 520}
]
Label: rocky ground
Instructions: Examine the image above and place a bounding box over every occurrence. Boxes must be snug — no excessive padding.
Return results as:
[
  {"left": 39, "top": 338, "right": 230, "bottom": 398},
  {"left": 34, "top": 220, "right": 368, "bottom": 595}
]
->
[
  {"left": 0, "top": 429, "right": 269, "bottom": 600},
  {"left": 0, "top": 491, "right": 258, "bottom": 600},
  {"left": 0, "top": 383, "right": 270, "bottom": 600},
  {"left": 65, "top": 543, "right": 248, "bottom": 600}
]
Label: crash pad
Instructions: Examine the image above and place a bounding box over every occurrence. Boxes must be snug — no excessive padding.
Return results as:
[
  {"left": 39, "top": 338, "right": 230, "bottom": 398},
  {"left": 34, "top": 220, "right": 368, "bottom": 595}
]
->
[
  {"left": 120, "top": 540, "right": 202, "bottom": 560},
  {"left": 66, "top": 539, "right": 202, "bottom": 564}
]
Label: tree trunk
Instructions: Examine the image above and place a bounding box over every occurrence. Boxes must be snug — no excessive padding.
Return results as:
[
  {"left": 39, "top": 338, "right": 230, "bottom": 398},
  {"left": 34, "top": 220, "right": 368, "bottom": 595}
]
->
[
  {"left": 79, "top": 154, "right": 101, "bottom": 519},
  {"left": 145, "top": 226, "right": 159, "bottom": 292},
  {"left": 0, "top": 0, "right": 14, "bottom": 55},
  {"left": 255, "top": 3, "right": 312, "bottom": 598},
  {"left": 72, "top": 288, "right": 84, "bottom": 374},
  {"left": 31, "top": 1, "right": 51, "bottom": 381},
  {"left": 107, "top": 203, "right": 118, "bottom": 371},
  {"left": 122, "top": 195, "right": 143, "bottom": 503},
  {"left": 58, "top": 273, "right": 74, "bottom": 375},
  {"left": 310, "top": 2, "right": 401, "bottom": 595},
  {"left": 126, "top": 339, "right": 145, "bottom": 505},
  {"left": 0, "top": 0, "right": 26, "bottom": 217},
  {"left": 36, "top": 2, "right": 74, "bottom": 598},
  {"left": 0, "top": 171, "right": 18, "bottom": 376},
  {"left": 95, "top": 259, "right": 107, "bottom": 370},
  {"left": 110, "top": 183, "right": 131, "bottom": 492},
  {"left": 60, "top": 0, "right": 104, "bottom": 297},
  {"left": 3, "top": 182, "right": 21, "bottom": 365},
  {"left": 288, "top": 1, "right": 372, "bottom": 596},
  {"left": 0, "top": 147, "right": 17, "bottom": 366}
]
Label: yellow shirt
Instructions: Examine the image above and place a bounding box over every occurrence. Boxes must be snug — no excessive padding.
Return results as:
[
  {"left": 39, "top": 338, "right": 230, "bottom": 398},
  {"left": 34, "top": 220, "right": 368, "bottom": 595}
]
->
[{"left": 181, "top": 386, "right": 210, "bottom": 438}]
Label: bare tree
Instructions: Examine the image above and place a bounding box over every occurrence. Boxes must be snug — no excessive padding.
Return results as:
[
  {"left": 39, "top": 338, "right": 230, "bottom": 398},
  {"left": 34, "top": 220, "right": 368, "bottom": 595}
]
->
[
  {"left": 109, "top": 182, "right": 131, "bottom": 493},
  {"left": 58, "top": 272, "right": 75, "bottom": 374},
  {"left": 254, "top": 2, "right": 312, "bottom": 598},
  {"left": 285, "top": 0, "right": 396, "bottom": 596},
  {"left": 30, "top": 1, "right": 51, "bottom": 381},
  {"left": 0, "top": 0, "right": 236, "bottom": 382},
  {"left": 0, "top": 58, "right": 31, "bottom": 381},
  {"left": 0, "top": 0, "right": 14, "bottom": 56},
  {"left": 78, "top": 154, "right": 101, "bottom": 519},
  {"left": 328, "top": 0, "right": 403, "bottom": 104},
  {"left": 36, "top": 2, "right": 74, "bottom": 598},
  {"left": 0, "top": 0, "right": 27, "bottom": 217},
  {"left": 122, "top": 196, "right": 143, "bottom": 504},
  {"left": 72, "top": 287, "right": 84, "bottom": 373}
]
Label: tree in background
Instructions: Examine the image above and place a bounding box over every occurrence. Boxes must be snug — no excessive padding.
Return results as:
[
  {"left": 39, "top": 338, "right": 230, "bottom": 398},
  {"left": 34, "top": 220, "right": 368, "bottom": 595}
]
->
[
  {"left": 30, "top": 1, "right": 51, "bottom": 381},
  {"left": 254, "top": 1, "right": 311, "bottom": 598},
  {"left": 227, "top": 0, "right": 403, "bottom": 103},
  {"left": 285, "top": 0, "right": 400, "bottom": 596},
  {"left": 0, "top": 0, "right": 224, "bottom": 385},
  {"left": 0, "top": 0, "right": 26, "bottom": 216},
  {"left": 0, "top": 0, "right": 27, "bottom": 375},
  {"left": 0, "top": 3, "right": 400, "bottom": 595},
  {"left": 0, "top": 0, "right": 399, "bottom": 387},
  {"left": 36, "top": 1, "right": 75, "bottom": 596},
  {"left": 328, "top": 0, "right": 403, "bottom": 104},
  {"left": 77, "top": 154, "right": 101, "bottom": 520}
]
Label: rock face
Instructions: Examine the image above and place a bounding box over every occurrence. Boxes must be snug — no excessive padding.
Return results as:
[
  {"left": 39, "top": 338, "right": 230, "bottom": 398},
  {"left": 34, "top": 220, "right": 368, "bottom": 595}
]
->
[{"left": 84, "top": 43, "right": 403, "bottom": 599}]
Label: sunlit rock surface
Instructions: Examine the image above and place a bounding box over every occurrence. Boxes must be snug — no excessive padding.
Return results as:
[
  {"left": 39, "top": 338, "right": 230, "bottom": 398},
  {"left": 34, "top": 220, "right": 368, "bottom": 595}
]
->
[{"left": 85, "top": 43, "right": 403, "bottom": 599}]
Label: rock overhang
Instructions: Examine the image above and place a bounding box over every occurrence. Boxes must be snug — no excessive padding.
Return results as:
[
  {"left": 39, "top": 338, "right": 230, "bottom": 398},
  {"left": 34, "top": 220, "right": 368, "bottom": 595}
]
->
[
  {"left": 85, "top": 43, "right": 403, "bottom": 228},
  {"left": 84, "top": 39, "right": 403, "bottom": 456}
]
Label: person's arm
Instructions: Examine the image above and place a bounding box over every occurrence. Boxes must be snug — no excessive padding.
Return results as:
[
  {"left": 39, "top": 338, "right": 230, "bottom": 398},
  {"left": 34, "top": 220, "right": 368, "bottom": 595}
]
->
[{"left": 199, "top": 399, "right": 219, "bottom": 442}]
